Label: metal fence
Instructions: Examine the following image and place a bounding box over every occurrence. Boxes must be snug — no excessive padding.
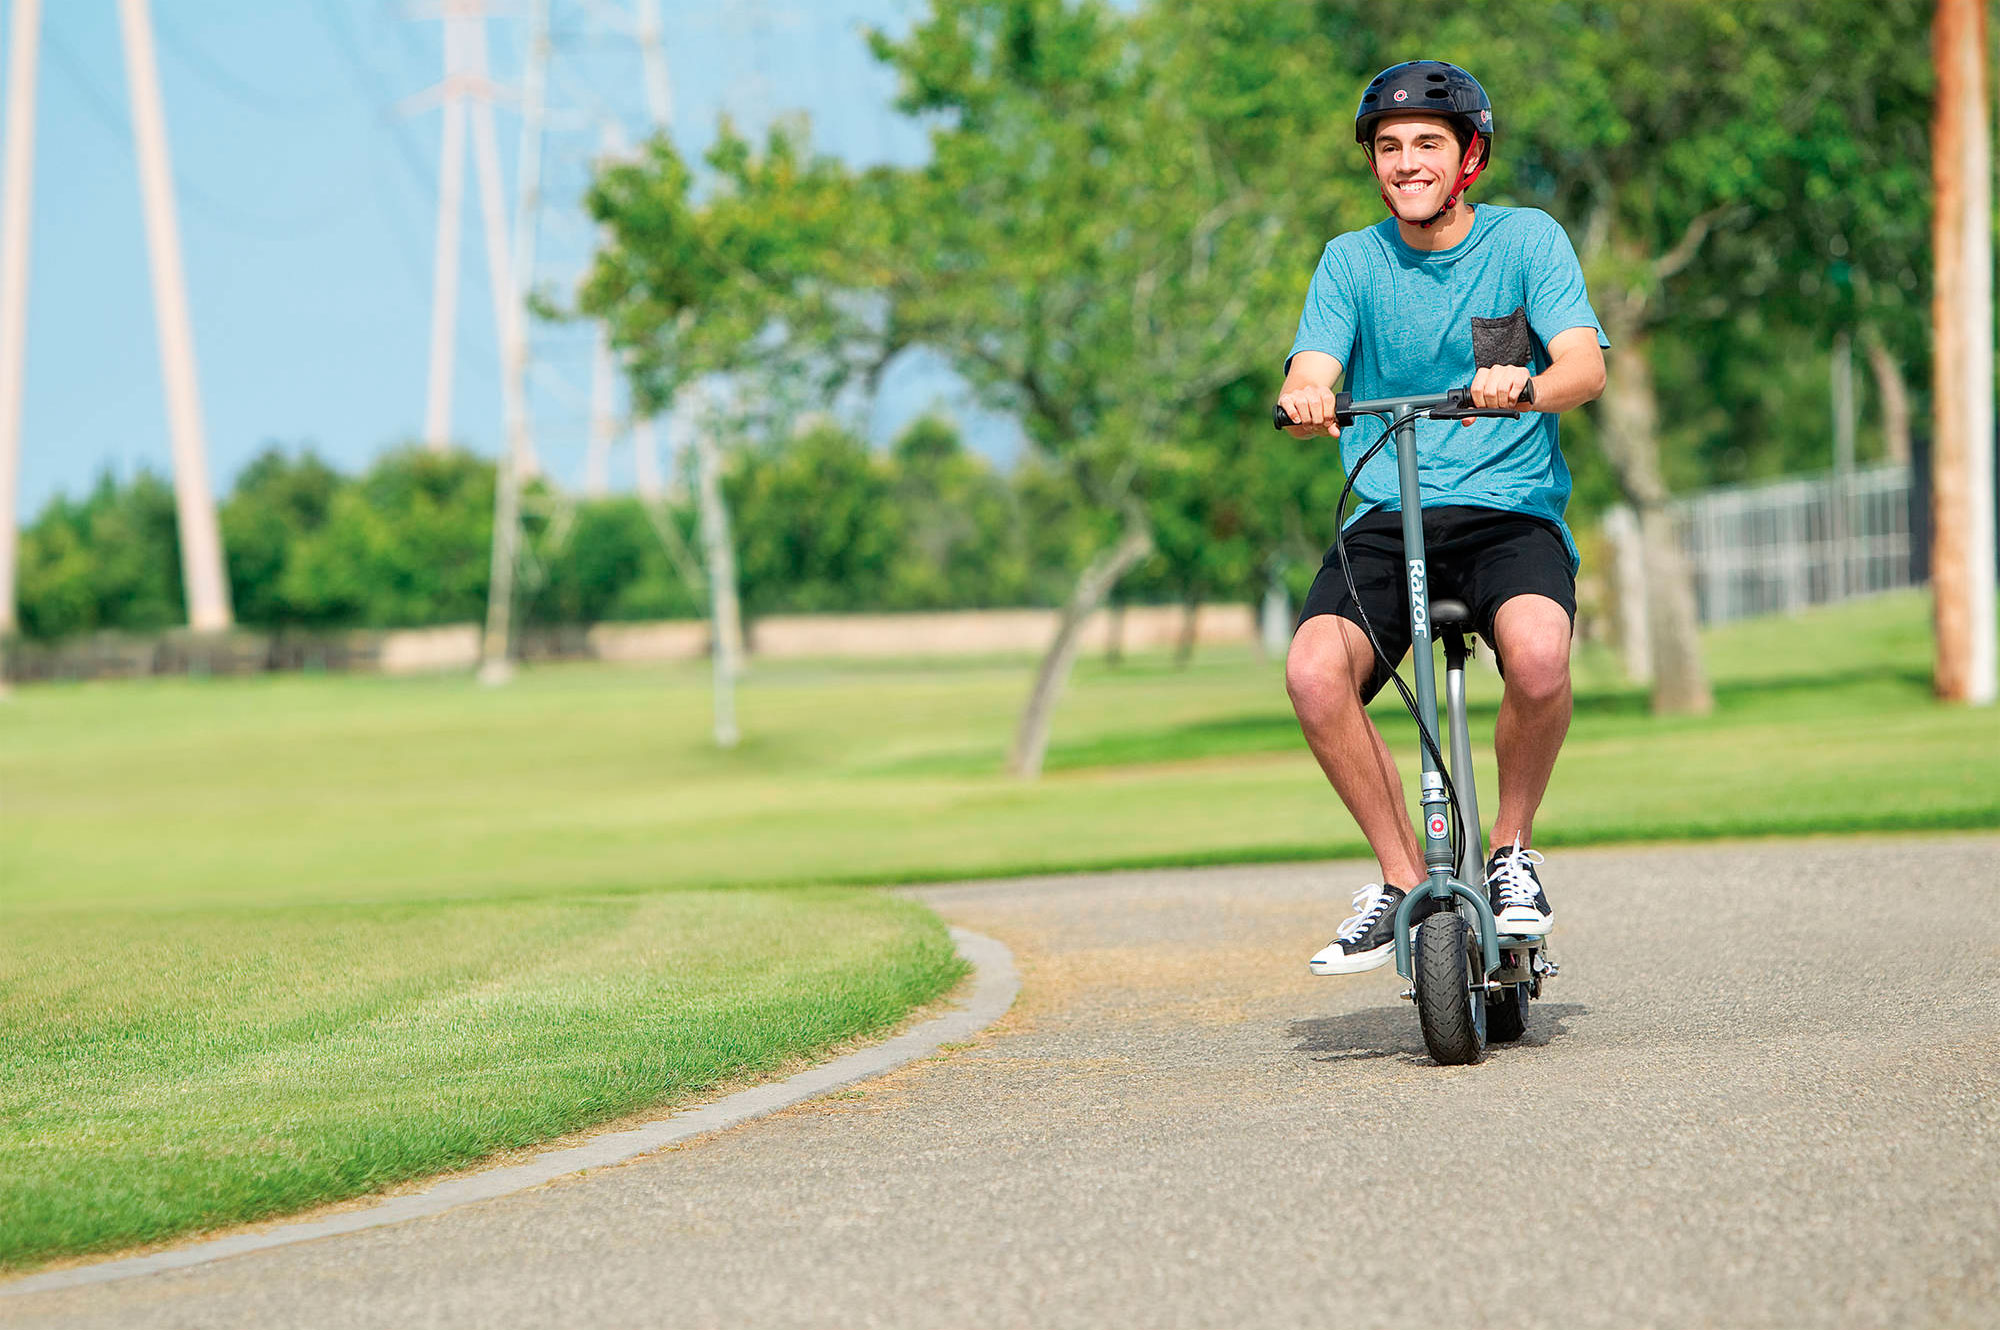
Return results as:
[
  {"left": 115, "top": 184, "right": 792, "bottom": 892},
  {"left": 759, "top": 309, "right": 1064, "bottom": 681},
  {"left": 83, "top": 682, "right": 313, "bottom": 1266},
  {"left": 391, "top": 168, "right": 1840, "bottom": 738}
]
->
[{"left": 1672, "top": 463, "right": 1916, "bottom": 625}]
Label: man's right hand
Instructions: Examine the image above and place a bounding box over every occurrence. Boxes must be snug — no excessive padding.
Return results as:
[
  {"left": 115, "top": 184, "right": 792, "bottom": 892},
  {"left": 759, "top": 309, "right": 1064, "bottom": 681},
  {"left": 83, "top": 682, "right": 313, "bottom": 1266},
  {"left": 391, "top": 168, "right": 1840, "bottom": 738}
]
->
[{"left": 1277, "top": 384, "right": 1342, "bottom": 439}]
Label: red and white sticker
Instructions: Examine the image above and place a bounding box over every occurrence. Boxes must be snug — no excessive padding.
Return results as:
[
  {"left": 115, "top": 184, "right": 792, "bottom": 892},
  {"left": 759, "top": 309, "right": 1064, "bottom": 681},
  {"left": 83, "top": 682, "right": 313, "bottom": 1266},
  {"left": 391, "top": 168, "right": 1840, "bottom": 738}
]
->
[{"left": 1428, "top": 813, "right": 1449, "bottom": 839}]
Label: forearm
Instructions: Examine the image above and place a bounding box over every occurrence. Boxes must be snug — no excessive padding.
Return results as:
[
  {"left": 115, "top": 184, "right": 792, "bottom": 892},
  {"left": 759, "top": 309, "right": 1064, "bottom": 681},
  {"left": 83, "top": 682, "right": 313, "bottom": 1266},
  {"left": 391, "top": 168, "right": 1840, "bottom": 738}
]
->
[
  {"left": 1282, "top": 350, "right": 1342, "bottom": 396},
  {"left": 1528, "top": 340, "right": 1606, "bottom": 413}
]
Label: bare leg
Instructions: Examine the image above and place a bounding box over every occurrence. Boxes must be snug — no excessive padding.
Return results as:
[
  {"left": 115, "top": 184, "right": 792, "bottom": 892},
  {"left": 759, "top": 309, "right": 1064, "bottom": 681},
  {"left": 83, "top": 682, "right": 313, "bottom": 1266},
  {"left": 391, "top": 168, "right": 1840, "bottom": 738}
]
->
[
  {"left": 1286, "top": 615, "right": 1425, "bottom": 888},
  {"left": 1489, "top": 594, "right": 1574, "bottom": 848}
]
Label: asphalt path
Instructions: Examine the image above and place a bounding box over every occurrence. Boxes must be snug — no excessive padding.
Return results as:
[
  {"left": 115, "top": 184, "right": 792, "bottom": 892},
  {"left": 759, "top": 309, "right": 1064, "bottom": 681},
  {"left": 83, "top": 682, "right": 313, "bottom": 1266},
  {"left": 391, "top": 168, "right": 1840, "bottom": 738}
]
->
[{"left": 9, "top": 836, "right": 1999, "bottom": 1329}]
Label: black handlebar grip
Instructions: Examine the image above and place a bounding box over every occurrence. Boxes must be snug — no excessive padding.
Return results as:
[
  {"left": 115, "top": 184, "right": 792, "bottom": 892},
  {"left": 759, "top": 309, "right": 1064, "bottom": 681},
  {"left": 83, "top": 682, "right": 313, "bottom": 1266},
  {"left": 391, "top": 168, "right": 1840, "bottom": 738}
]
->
[{"left": 1273, "top": 392, "right": 1357, "bottom": 430}]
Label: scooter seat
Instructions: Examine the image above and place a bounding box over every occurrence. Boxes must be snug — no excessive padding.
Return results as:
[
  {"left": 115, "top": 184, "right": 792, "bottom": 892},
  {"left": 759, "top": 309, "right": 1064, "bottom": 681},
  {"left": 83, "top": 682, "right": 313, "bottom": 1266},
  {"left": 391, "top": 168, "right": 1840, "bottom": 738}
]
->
[{"left": 1428, "top": 598, "right": 1474, "bottom": 633}]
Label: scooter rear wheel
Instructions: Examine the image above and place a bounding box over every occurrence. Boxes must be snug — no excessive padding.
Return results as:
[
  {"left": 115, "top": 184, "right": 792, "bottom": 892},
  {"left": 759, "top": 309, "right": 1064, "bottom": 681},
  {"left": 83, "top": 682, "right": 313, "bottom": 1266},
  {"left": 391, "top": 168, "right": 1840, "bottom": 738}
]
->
[
  {"left": 1414, "top": 912, "right": 1487, "bottom": 1065},
  {"left": 1485, "top": 982, "right": 1530, "bottom": 1042}
]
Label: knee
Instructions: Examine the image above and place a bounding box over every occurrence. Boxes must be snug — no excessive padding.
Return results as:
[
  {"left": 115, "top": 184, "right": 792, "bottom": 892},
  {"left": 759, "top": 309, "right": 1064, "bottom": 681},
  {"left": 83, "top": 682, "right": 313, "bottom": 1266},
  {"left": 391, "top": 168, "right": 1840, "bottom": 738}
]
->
[
  {"left": 1502, "top": 635, "right": 1571, "bottom": 705},
  {"left": 1286, "top": 638, "right": 1363, "bottom": 722}
]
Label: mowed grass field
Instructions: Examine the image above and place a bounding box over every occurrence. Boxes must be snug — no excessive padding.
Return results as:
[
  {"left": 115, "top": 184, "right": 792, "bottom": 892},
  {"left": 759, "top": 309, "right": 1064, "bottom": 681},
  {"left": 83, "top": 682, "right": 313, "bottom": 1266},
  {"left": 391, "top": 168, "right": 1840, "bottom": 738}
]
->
[{"left": 4, "top": 589, "right": 1996, "bottom": 1271}]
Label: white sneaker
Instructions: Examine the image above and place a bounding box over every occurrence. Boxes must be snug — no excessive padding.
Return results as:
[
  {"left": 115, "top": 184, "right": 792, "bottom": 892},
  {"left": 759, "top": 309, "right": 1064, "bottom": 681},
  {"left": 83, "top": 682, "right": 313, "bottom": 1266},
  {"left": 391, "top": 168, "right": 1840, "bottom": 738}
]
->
[{"left": 1485, "top": 838, "right": 1553, "bottom": 936}]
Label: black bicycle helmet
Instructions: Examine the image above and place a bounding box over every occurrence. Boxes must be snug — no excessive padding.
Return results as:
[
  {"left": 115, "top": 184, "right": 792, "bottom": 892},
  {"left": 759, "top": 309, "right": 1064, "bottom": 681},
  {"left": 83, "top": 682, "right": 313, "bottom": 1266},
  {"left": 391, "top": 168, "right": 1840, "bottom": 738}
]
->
[{"left": 1354, "top": 61, "right": 1493, "bottom": 227}]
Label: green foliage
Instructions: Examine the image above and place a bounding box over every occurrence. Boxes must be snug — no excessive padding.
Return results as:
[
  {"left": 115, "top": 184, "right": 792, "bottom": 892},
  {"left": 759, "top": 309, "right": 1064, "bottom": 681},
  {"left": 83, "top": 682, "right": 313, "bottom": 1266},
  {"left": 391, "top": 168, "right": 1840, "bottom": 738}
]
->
[
  {"left": 887, "top": 416, "right": 1034, "bottom": 609},
  {"left": 280, "top": 446, "right": 496, "bottom": 628},
  {"left": 727, "top": 421, "right": 907, "bottom": 613},
  {"left": 221, "top": 446, "right": 342, "bottom": 626},
  {"left": 524, "top": 497, "right": 704, "bottom": 625},
  {"left": 718, "top": 415, "right": 1041, "bottom": 615},
  {"left": 1418, "top": 0, "right": 1931, "bottom": 476},
  {"left": 580, "top": 122, "right": 876, "bottom": 412},
  {"left": 13, "top": 422, "right": 1068, "bottom": 643},
  {"left": 14, "top": 470, "right": 184, "bottom": 639}
]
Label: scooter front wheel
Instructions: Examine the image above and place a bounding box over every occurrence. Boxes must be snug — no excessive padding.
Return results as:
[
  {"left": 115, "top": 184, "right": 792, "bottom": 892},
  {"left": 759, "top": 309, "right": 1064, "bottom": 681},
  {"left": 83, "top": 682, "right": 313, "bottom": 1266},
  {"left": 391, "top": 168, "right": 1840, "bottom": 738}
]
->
[{"left": 1414, "top": 912, "right": 1488, "bottom": 1065}]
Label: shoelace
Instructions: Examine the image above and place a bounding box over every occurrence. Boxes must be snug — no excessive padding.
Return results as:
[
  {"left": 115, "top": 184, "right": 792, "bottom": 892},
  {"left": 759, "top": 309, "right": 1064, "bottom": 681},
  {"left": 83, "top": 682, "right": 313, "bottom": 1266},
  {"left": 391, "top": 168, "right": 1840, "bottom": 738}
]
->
[
  {"left": 1335, "top": 885, "right": 1395, "bottom": 941},
  {"left": 1487, "top": 841, "right": 1546, "bottom": 910}
]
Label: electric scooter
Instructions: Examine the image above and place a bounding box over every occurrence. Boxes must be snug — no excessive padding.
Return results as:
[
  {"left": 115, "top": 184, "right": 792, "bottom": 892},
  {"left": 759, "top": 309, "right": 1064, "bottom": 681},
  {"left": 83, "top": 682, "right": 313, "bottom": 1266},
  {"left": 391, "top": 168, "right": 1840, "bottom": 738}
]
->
[{"left": 1274, "top": 385, "right": 1558, "bottom": 1065}]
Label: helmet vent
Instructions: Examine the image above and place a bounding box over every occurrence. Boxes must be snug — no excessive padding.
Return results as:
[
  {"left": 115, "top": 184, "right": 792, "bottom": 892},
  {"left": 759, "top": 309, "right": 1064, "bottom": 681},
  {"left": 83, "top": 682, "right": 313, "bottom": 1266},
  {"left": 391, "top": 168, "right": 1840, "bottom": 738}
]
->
[
  {"left": 1425, "top": 88, "right": 1449, "bottom": 98},
  {"left": 1426, "top": 72, "right": 1448, "bottom": 82}
]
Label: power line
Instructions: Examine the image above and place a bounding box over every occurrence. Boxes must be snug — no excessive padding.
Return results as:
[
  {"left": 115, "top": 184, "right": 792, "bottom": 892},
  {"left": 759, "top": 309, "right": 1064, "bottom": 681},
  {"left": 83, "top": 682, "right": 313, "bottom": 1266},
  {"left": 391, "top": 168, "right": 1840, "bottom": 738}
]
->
[
  {"left": 151, "top": 10, "right": 343, "bottom": 118},
  {"left": 307, "top": 0, "right": 441, "bottom": 297},
  {"left": 311, "top": 0, "right": 437, "bottom": 195},
  {"left": 39, "top": 24, "right": 362, "bottom": 239}
]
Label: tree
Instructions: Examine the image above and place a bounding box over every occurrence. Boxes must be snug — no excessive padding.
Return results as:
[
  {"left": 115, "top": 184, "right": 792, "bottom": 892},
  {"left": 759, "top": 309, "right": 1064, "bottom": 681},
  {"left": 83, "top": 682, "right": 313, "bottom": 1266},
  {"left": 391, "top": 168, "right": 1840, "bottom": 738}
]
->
[
  {"left": 220, "top": 447, "right": 341, "bottom": 628},
  {"left": 523, "top": 495, "right": 703, "bottom": 627},
  {"left": 1707, "top": 0, "right": 1931, "bottom": 467},
  {"left": 281, "top": 447, "right": 493, "bottom": 627},
  {"left": 584, "top": 121, "right": 871, "bottom": 746},
  {"left": 868, "top": 0, "right": 1366, "bottom": 773},
  {"left": 727, "top": 420, "right": 905, "bottom": 614},
  {"left": 14, "top": 471, "right": 183, "bottom": 640},
  {"left": 885, "top": 416, "right": 1031, "bottom": 610}
]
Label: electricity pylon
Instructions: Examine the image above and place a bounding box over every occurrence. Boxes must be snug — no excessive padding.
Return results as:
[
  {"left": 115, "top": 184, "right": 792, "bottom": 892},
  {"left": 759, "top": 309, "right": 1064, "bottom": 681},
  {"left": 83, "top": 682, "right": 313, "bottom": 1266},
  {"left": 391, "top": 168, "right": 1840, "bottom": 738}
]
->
[
  {"left": 0, "top": 0, "right": 44, "bottom": 646},
  {"left": 121, "top": 0, "right": 234, "bottom": 632},
  {"left": 410, "top": 0, "right": 541, "bottom": 681},
  {"left": 420, "top": 13, "right": 465, "bottom": 450},
  {"left": 414, "top": 0, "right": 537, "bottom": 480},
  {"left": 2, "top": 0, "right": 235, "bottom": 640}
]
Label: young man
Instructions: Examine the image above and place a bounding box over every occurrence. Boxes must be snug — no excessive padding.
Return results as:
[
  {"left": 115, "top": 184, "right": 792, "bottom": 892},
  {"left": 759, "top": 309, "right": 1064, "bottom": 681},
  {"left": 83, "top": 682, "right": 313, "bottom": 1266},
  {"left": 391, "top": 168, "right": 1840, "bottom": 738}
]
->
[{"left": 1276, "top": 61, "right": 1608, "bottom": 976}]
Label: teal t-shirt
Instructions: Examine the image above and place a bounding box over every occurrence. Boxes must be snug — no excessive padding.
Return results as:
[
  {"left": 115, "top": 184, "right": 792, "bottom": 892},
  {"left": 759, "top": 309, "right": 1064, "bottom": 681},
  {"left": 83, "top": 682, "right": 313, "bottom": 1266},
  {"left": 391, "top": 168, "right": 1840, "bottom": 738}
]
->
[{"left": 1287, "top": 203, "right": 1608, "bottom": 567}]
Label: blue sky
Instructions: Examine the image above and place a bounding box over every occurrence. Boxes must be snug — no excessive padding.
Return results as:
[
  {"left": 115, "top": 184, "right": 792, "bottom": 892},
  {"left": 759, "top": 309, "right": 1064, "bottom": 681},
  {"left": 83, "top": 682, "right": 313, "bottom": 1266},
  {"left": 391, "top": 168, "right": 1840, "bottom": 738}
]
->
[{"left": 8, "top": 0, "right": 1013, "bottom": 517}]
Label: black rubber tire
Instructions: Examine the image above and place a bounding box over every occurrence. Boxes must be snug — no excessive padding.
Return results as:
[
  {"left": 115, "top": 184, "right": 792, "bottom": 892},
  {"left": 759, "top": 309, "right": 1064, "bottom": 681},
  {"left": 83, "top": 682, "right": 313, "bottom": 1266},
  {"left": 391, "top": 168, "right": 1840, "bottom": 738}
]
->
[
  {"left": 1486, "top": 982, "right": 1530, "bottom": 1043},
  {"left": 1414, "top": 913, "right": 1487, "bottom": 1065}
]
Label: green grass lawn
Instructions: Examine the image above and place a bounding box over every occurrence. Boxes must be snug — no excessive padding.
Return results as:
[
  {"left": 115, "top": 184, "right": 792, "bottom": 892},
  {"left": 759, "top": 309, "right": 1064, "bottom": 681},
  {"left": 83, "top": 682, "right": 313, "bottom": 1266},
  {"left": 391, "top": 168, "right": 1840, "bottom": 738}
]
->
[
  {"left": 0, "top": 889, "right": 960, "bottom": 1272},
  {"left": 3, "top": 589, "right": 1994, "bottom": 1270}
]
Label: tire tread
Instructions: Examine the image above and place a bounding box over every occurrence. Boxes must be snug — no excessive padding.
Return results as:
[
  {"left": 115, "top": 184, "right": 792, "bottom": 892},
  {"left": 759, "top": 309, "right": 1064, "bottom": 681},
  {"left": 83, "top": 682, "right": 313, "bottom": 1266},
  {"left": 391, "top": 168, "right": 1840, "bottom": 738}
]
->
[{"left": 1415, "top": 913, "right": 1486, "bottom": 1065}]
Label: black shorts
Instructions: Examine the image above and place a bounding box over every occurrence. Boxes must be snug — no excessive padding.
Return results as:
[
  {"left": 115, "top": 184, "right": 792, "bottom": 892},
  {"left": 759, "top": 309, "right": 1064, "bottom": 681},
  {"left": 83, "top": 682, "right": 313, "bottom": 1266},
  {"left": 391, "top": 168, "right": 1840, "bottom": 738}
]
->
[{"left": 1297, "top": 505, "right": 1577, "bottom": 703}]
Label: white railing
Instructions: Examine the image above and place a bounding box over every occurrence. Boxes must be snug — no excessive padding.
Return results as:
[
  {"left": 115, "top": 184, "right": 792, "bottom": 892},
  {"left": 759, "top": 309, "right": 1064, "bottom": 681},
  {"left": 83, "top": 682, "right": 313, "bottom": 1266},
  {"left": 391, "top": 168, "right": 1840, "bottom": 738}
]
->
[{"left": 1671, "top": 463, "right": 1915, "bottom": 625}]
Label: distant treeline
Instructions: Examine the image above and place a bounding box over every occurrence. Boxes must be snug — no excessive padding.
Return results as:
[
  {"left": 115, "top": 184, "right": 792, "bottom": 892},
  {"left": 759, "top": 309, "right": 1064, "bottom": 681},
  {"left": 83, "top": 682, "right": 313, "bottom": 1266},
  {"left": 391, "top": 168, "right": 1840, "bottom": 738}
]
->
[{"left": 10, "top": 416, "right": 1273, "bottom": 642}]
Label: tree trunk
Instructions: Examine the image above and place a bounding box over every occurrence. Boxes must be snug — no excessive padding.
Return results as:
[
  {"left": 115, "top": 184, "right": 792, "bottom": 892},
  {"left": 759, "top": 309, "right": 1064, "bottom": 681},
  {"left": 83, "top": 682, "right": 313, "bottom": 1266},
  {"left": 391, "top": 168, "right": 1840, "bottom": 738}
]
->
[
  {"left": 1009, "top": 517, "right": 1154, "bottom": 779},
  {"left": 693, "top": 426, "right": 744, "bottom": 678},
  {"left": 478, "top": 446, "right": 522, "bottom": 686},
  {"left": 1174, "top": 591, "right": 1201, "bottom": 668},
  {"left": 1258, "top": 568, "right": 1291, "bottom": 662},
  {"left": 1595, "top": 316, "right": 1713, "bottom": 715},
  {"left": 1861, "top": 325, "right": 1912, "bottom": 466},
  {"left": 1602, "top": 504, "right": 1652, "bottom": 685},
  {"left": 693, "top": 425, "right": 743, "bottom": 748}
]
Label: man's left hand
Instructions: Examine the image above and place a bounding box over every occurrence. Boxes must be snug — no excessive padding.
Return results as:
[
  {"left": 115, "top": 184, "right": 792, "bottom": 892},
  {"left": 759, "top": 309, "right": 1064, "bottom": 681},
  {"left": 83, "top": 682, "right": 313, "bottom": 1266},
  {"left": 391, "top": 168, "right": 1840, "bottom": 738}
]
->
[{"left": 1462, "top": 364, "right": 1535, "bottom": 426}]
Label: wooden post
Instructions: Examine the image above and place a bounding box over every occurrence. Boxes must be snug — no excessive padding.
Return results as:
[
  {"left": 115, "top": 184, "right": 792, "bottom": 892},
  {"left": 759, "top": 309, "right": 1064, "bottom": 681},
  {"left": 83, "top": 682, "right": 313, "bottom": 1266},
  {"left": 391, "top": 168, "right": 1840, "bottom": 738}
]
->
[{"left": 1931, "top": 0, "right": 1998, "bottom": 704}]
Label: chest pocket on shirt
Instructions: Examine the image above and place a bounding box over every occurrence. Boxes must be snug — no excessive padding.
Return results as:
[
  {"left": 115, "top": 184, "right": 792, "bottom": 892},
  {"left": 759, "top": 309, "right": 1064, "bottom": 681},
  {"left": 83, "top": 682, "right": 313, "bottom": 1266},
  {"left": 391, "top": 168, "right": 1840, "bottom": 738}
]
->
[{"left": 1470, "top": 305, "right": 1535, "bottom": 369}]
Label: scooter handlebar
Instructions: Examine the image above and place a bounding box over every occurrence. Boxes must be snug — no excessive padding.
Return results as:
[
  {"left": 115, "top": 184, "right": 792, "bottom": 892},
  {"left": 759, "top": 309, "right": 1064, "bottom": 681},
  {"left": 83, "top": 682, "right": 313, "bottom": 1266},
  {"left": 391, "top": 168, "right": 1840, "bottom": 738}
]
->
[{"left": 1271, "top": 380, "right": 1535, "bottom": 430}]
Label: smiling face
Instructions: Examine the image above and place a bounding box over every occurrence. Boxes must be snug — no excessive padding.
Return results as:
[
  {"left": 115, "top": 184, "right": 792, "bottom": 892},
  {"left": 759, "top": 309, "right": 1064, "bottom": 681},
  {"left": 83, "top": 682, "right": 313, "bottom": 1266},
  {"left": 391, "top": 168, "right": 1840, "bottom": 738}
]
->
[{"left": 1368, "top": 113, "right": 1480, "bottom": 221}]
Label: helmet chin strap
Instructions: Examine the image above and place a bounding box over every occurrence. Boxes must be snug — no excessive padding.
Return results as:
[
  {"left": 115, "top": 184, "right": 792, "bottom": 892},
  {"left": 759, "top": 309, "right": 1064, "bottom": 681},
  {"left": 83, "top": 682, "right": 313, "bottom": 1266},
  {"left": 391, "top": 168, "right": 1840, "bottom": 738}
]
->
[{"left": 1368, "top": 146, "right": 1488, "bottom": 229}]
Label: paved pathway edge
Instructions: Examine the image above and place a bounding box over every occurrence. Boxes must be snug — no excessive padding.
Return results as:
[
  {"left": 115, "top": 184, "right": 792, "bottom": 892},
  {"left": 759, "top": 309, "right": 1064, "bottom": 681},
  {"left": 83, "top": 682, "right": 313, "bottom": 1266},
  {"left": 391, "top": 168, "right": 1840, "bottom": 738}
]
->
[{"left": 3, "top": 926, "right": 1017, "bottom": 1298}]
